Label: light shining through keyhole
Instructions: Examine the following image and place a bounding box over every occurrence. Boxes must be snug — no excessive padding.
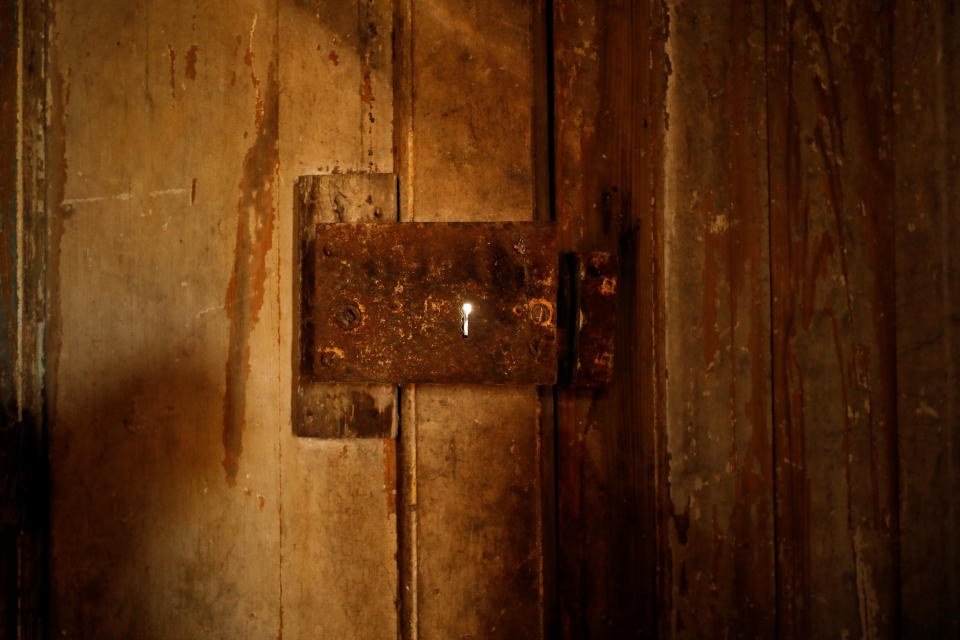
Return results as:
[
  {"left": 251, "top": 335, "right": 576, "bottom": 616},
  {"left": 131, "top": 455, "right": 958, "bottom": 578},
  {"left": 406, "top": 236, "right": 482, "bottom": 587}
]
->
[{"left": 461, "top": 303, "right": 473, "bottom": 338}]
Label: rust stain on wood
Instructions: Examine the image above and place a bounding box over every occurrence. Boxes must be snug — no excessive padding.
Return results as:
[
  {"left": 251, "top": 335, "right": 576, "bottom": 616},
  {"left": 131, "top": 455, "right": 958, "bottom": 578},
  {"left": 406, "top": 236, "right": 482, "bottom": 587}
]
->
[
  {"left": 360, "top": 62, "right": 373, "bottom": 105},
  {"left": 167, "top": 45, "right": 176, "bottom": 98},
  {"left": 223, "top": 39, "right": 279, "bottom": 485},
  {"left": 185, "top": 44, "right": 198, "bottom": 80}
]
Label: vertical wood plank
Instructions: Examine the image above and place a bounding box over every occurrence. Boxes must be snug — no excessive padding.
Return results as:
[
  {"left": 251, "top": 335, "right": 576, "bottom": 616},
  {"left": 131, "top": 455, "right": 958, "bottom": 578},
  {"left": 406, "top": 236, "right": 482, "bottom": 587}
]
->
[
  {"left": 279, "top": 1, "right": 399, "bottom": 638},
  {"left": 47, "top": 1, "right": 284, "bottom": 636},
  {"left": 893, "top": 0, "right": 960, "bottom": 636},
  {"left": 400, "top": 0, "right": 545, "bottom": 637},
  {"left": 17, "top": 0, "right": 49, "bottom": 636},
  {"left": 0, "top": 0, "right": 20, "bottom": 634},
  {"left": 767, "top": 1, "right": 900, "bottom": 637},
  {"left": 552, "top": 0, "right": 668, "bottom": 637},
  {"left": 662, "top": 1, "right": 775, "bottom": 636}
]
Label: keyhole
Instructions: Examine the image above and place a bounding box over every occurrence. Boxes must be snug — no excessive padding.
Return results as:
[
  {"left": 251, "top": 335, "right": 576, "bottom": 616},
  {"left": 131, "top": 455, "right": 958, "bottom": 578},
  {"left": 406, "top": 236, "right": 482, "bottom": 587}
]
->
[{"left": 461, "top": 303, "right": 472, "bottom": 338}]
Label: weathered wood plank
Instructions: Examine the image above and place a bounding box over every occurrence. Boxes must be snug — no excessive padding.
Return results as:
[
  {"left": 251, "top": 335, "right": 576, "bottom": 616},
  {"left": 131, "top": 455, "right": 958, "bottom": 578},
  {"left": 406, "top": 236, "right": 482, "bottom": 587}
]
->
[
  {"left": 0, "top": 0, "right": 19, "bottom": 539},
  {"left": 0, "top": 0, "right": 17, "bottom": 426},
  {"left": 662, "top": 1, "right": 775, "bottom": 636},
  {"left": 17, "top": 0, "right": 49, "bottom": 636},
  {"left": 409, "top": 0, "right": 536, "bottom": 224},
  {"left": 278, "top": 2, "right": 398, "bottom": 638},
  {"left": 400, "top": 0, "right": 544, "bottom": 637},
  {"left": 552, "top": 0, "right": 667, "bottom": 637},
  {"left": 0, "top": 3, "right": 19, "bottom": 634},
  {"left": 413, "top": 386, "right": 542, "bottom": 639},
  {"left": 893, "top": 0, "right": 960, "bottom": 636},
  {"left": 767, "top": 1, "right": 899, "bottom": 637},
  {"left": 293, "top": 173, "right": 397, "bottom": 438},
  {"left": 47, "top": 1, "right": 284, "bottom": 636}
]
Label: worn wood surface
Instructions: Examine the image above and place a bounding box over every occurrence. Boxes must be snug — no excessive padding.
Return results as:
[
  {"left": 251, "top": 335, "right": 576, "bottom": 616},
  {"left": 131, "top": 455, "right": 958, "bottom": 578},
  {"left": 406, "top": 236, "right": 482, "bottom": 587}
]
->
[
  {"left": 662, "top": 2, "right": 776, "bottom": 636},
  {"left": 46, "top": 0, "right": 399, "bottom": 637},
  {"left": 1, "top": 1, "right": 20, "bottom": 634},
  {"left": 552, "top": 0, "right": 666, "bottom": 637},
  {"left": 768, "top": 2, "right": 900, "bottom": 637},
  {"left": 893, "top": 0, "right": 960, "bottom": 636},
  {"left": 25, "top": 0, "right": 960, "bottom": 637},
  {"left": 16, "top": 0, "right": 48, "bottom": 636},
  {"left": 47, "top": 2, "right": 283, "bottom": 635},
  {"left": 277, "top": 2, "right": 398, "bottom": 636},
  {"left": 398, "top": 0, "right": 545, "bottom": 638}
]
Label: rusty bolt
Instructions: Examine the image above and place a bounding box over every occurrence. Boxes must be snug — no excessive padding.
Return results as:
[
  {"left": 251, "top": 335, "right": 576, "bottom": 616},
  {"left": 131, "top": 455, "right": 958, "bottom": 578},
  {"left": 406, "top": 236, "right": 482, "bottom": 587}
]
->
[
  {"left": 528, "top": 337, "right": 542, "bottom": 357},
  {"left": 320, "top": 350, "right": 340, "bottom": 367},
  {"left": 322, "top": 245, "right": 335, "bottom": 257},
  {"left": 373, "top": 206, "right": 384, "bottom": 219},
  {"left": 336, "top": 303, "right": 362, "bottom": 330},
  {"left": 529, "top": 301, "right": 552, "bottom": 326}
]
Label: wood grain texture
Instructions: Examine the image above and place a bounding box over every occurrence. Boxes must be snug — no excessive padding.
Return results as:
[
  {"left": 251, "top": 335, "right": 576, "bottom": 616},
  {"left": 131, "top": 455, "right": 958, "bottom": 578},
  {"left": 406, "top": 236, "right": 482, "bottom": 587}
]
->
[
  {"left": 47, "top": 2, "right": 284, "bottom": 635},
  {"left": 552, "top": 0, "right": 667, "bottom": 637},
  {"left": 46, "top": 0, "right": 400, "bottom": 637},
  {"left": 663, "top": 1, "right": 775, "bottom": 636},
  {"left": 17, "top": 1, "right": 49, "bottom": 636},
  {"left": 413, "top": 386, "right": 542, "bottom": 639},
  {"left": 47, "top": 0, "right": 280, "bottom": 638},
  {"left": 279, "top": 2, "right": 398, "bottom": 638},
  {"left": 893, "top": 0, "right": 960, "bottom": 636},
  {"left": 768, "top": 1, "right": 900, "bottom": 637},
  {"left": 401, "top": 0, "right": 544, "bottom": 637},
  {"left": 0, "top": 1, "right": 19, "bottom": 634},
  {"left": 408, "top": 0, "right": 535, "bottom": 224}
]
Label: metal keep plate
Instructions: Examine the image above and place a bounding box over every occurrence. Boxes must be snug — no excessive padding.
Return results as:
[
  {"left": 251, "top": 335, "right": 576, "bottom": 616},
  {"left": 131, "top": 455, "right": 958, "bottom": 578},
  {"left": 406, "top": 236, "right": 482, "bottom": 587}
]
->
[{"left": 308, "top": 222, "right": 557, "bottom": 384}]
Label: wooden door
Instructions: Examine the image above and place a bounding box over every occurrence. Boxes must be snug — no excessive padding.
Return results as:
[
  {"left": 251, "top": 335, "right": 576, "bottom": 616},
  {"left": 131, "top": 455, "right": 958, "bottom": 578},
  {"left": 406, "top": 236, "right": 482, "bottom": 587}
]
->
[
  {"left": 10, "top": 0, "right": 959, "bottom": 638},
  {"left": 36, "top": 0, "right": 554, "bottom": 638}
]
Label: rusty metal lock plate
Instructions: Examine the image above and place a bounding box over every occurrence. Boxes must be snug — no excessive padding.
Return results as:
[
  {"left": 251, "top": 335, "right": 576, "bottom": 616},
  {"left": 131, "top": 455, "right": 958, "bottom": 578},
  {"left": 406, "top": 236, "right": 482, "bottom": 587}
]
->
[{"left": 307, "top": 222, "right": 557, "bottom": 384}]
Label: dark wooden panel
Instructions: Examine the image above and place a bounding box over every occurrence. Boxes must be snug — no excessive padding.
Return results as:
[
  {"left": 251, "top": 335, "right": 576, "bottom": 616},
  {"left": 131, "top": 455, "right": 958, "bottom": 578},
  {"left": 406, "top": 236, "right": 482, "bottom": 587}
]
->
[
  {"left": 308, "top": 222, "right": 557, "bottom": 384},
  {"left": 552, "top": 0, "right": 667, "bottom": 637},
  {"left": 767, "top": 1, "right": 899, "bottom": 637},
  {"left": 0, "top": 0, "right": 16, "bottom": 423},
  {"left": 17, "top": 0, "right": 48, "bottom": 636},
  {"left": 0, "top": 0, "right": 19, "bottom": 634},
  {"left": 893, "top": 0, "right": 960, "bottom": 636},
  {"left": 662, "top": 1, "right": 775, "bottom": 636}
]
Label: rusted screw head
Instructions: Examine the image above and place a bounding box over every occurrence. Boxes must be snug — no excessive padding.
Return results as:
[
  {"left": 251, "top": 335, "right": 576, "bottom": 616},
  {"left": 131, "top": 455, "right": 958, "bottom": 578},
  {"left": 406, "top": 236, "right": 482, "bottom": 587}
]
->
[
  {"left": 529, "top": 301, "right": 552, "bottom": 326},
  {"left": 320, "top": 350, "right": 340, "bottom": 367},
  {"left": 373, "top": 206, "right": 384, "bottom": 219},
  {"left": 336, "top": 303, "right": 362, "bottom": 329},
  {"left": 528, "top": 337, "right": 542, "bottom": 357},
  {"left": 322, "top": 245, "right": 335, "bottom": 257}
]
